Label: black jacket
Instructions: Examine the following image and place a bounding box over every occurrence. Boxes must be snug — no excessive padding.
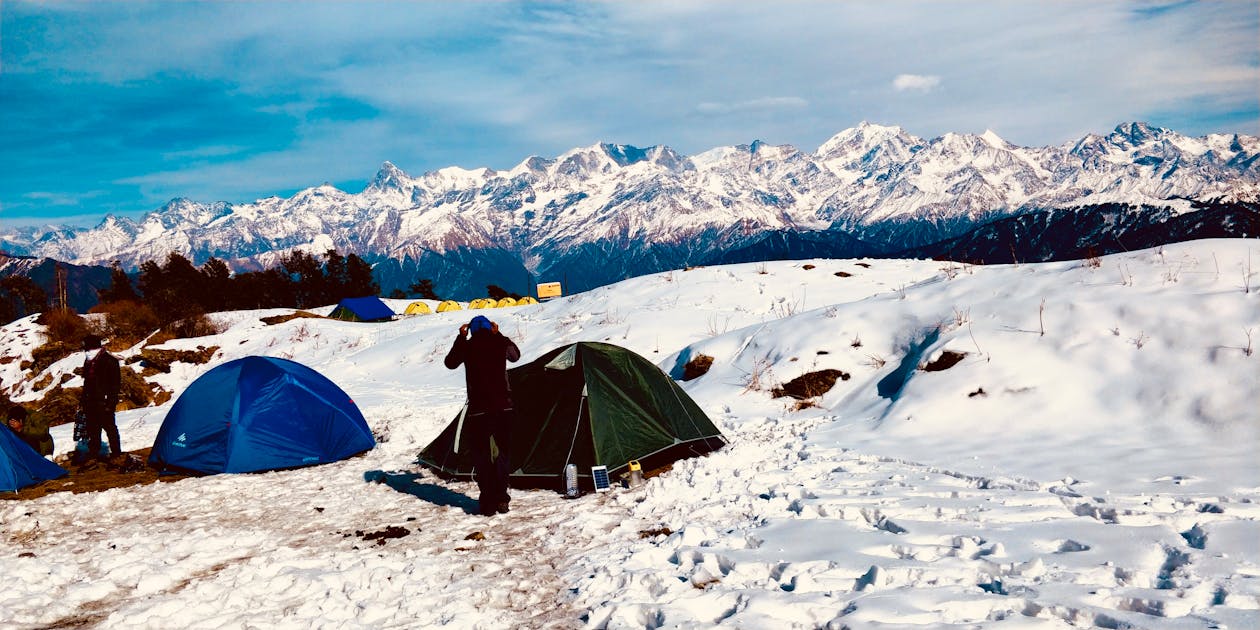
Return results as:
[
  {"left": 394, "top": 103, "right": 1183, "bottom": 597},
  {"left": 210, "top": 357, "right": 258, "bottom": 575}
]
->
[
  {"left": 444, "top": 330, "right": 521, "bottom": 413},
  {"left": 81, "top": 349, "right": 121, "bottom": 413}
]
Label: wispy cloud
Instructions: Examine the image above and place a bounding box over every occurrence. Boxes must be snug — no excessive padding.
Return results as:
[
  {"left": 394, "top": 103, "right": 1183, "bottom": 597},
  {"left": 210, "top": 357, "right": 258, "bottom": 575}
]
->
[
  {"left": 892, "top": 74, "right": 941, "bottom": 93},
  {"left": 695, "top": 97, "right": 809, "bottom": 116}
]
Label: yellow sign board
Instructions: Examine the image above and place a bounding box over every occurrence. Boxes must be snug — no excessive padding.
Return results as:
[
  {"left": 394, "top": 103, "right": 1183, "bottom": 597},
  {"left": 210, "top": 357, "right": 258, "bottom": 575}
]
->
[{"left": 536, "top": 281, "right": 563, "bottom": 299}]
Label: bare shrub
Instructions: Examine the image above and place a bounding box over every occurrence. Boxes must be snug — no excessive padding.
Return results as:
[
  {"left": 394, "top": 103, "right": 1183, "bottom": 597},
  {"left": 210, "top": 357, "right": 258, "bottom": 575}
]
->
[
  {"left": 863, "top": 354, "right": 887, "bottom": 369},
  {"left": 91, "top": 300, "right": 160, "bottom": 348},
  {"left": 682, "top": 354, "right": 714, "bottom": 381},
  {"left": 37, "top": 308, "right": 89, "bottom": 348},
  {"left": 149, "top": 313, "right": 224, "bottom": 345},
  {"left": 741, "top": 355, "right": 774, "bottom": 393},
  {"left": 771, "top": 369, "right": 851, "bottom": 399},
  {"left": 850, "top": 334, "right": 862, "bottom": 348}
]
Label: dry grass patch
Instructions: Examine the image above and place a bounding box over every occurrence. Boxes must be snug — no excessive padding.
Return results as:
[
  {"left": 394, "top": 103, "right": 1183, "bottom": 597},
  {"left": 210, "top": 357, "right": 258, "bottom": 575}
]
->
[{"left": 261, "top": 311, "right": 324, "bottom": 325}]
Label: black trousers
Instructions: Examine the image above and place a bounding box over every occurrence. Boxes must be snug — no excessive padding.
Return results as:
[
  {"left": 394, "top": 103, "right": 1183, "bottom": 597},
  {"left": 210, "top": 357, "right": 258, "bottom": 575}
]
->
[
  {"left": 85, "top": 405, "right": 121, "bottom": 459},
  {"left": 465, "top": 408, "right": 513, "bottom": 507}
]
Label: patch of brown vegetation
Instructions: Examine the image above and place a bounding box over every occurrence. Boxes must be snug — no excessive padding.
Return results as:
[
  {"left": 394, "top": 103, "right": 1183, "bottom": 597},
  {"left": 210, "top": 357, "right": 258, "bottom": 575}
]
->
[
  {"left": 260, "top": 311, "right": 324, "bottom": 326},
  {"left": 4, "top": 448, "right": 189, "bottom": 500},
  {"left": 682, "top": 354, "right": 715, "bottom": 381},
  {"left": 126, "top": 346, "right": 219, "bottom": 373},
  {"left": 147, "top": 313, "right": 223, "bottom": 346},
  {"left": 26, "top": 341, "right": 78, "bottom": 375},
  {"left": 802, "top": 264, "right": 816, "bottom": 270},
  {"left": 638, "top": 527, "right": 673, "bottom": 539},
  {"left": 922, "top": 350, "right": 967, "bottom": 372},
  {"left": 771, "top": 369, "right": 851, "bottom": 400},
  {"left": 834, "top": 271, "right": 853, "bottom": 278},
  {"left": 31, "top": 373, "right": 53, "bottom": 391},
  {"left": 119, "top": 365, "right": 169, "bottom": 411},
  {"left": 90, "top": 300, "right": 160, "bottom": 349},
  {"left": 855, "top": 262, "right": 871, "bottom": 268}
]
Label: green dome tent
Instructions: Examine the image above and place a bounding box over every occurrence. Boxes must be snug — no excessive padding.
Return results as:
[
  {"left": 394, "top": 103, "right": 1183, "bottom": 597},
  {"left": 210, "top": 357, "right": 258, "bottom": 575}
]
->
[{"left": 419, "top": 342, "right": 726, "bottom": 490}]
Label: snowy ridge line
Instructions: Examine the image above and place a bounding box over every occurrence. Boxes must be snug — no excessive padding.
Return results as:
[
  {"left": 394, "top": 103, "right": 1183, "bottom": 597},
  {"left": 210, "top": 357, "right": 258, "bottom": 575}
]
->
[{"left": 1, "top": 121, "right": 1256, "bottom": 299}]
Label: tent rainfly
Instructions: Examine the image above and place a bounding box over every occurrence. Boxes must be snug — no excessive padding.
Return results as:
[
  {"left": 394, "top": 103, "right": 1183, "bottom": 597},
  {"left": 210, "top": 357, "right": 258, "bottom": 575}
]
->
[
  {"left": 436, "top": 300, "right": 463, "bottom": 312},
  {"left": 404, "top": 301, "right": 432, "bottom": 315},
  {"left": 328, "top": 296, "right": 395, "bottom": 322},
  {"left": 418, "top": 342, "right": 726, "bottom": 491},
  {"left": 1, "top": 423, "right": 68, "bottom": 492},
  {"left": 149, "top": 356, "right": 376, "bottom": 475}
]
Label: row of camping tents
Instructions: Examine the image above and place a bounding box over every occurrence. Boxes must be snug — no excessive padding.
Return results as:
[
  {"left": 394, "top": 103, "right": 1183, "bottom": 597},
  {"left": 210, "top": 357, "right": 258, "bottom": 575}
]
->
[
  {"left": 329, "top": 296, "right": 542, "bottom": 322},
  {"left": 4, "top": 343, "right": 726, "bottom": 493},
  {"left": 405, "top": 296, "right": 540, "bottom": 315}
]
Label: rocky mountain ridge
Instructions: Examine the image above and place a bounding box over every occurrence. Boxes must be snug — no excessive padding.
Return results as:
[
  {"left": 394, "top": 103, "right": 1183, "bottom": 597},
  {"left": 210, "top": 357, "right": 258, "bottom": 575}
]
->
[{"left": 3, "top": 121, "right": 1257, "bottom": 298}]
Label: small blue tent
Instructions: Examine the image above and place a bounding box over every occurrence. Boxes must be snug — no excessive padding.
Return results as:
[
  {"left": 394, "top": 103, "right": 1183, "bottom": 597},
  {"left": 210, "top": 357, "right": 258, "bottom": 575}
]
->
[
  {"left": 1, "top": 427, "right": 67, "bottom": 492},
  {"left": 328, "top": 296, "right": 394, "bottom": 322},
  {"left": 149, "top": 356, "right": 376, "bottom": 475}
]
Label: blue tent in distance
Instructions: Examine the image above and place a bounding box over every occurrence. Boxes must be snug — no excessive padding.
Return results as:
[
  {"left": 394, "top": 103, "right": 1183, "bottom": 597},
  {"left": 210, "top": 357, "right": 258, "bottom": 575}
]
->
[
  {"left": 149, "top": 356, "right": 376, "bottom": 475},
  {"left": 328, "top": 296, "right": 394, "bottom": 322},
  {"left": 1, "top": 426, "right": 67, "bottom": 492}
]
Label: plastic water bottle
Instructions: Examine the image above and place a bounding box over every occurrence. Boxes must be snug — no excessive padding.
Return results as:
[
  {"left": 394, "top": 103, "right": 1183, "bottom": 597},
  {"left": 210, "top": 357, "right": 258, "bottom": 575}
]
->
[{"left": 564, "top": 463, "right": 579, "bottom": 498}]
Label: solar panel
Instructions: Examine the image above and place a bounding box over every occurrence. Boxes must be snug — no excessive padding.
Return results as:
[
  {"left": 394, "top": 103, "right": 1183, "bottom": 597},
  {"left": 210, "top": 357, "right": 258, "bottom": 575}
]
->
[{"left": 591, "top": 465, "right": 611, "bottom": 492}]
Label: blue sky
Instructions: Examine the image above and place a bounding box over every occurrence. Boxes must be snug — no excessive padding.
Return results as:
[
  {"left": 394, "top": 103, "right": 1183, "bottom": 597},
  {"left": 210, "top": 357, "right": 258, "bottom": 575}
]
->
[{"left": 1, "top": 1, "right": 1256, "bottom": 227}]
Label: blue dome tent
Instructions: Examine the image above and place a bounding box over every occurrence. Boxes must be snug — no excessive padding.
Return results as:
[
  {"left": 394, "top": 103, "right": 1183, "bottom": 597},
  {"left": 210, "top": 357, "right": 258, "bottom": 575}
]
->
[
  {"left": 1, "top": 425, "right": 67, "bottom": 492},
  {"left": 328, "top": 296, "right": 394, "bottom": 322},
  {"left": 149, "top": 356, "right": 375, "bottom": 475}
]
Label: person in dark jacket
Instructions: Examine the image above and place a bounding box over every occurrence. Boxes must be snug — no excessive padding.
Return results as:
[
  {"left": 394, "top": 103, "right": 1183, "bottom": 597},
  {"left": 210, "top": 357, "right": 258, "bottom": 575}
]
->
[
  {"left": 444, "top": 315, "right": 521, "bottom": 516},
  {"left": 6, "top": 405, "right": 54, "bottom": 456},
  {"left": 80, "top": 334, "right": 122, "bottom": 463}
]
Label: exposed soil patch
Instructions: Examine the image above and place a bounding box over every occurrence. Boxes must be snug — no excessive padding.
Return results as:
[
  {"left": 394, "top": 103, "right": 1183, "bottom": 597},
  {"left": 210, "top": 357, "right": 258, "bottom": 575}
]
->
[
  {"left": 834, "top": 271, "right": 853, "bottom": 278},
  {"left": 5, "top": 448, "right": 189, "bottom": 500},
  {"left": 922, "top": 350, "right": 968, "bottom": 372},
  {"left": 682, "top": 354, "right": 714, "bottom": 381},
  {"left": 261, "top": 311, "right": 324, "bottom": 326},
  {"left": 356, "top": 525, "right": 412, "bottom": 546},
  {"left": 771, "top": 369, "right": 850, "bottom": 400},
  {"left": 802, "top": 264, "right": 816, "bottom": 270}
]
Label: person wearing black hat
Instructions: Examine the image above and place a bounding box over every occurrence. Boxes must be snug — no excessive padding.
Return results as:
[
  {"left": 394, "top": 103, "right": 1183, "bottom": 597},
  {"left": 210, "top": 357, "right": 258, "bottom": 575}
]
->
[
  {"left": 80, "top": 334, "right": 121, "bottom": 463},
  {"left": 444, "top": 315, "right": 521, "bottom": 516}
]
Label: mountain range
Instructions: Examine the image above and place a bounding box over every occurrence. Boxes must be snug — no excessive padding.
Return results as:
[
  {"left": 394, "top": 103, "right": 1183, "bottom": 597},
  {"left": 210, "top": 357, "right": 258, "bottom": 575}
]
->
[{"left": 2, "top": 121, "right": 1257, "bottom": 300}]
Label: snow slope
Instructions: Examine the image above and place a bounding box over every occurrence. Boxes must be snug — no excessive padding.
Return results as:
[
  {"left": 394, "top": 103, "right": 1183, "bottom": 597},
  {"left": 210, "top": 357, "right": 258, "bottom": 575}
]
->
[{"left": 1, "top": 239, "right": 1258, "bottom": 629}]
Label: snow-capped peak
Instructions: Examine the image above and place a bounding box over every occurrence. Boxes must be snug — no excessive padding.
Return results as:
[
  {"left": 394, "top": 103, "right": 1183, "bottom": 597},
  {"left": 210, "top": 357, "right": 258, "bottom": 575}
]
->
[{"left": 980, "top": 129, "right": 1011, "bottom": 149}]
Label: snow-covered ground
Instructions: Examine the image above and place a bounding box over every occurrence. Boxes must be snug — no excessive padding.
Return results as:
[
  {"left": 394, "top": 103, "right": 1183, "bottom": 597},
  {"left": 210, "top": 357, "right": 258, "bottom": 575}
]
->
[{"left": 2, "top": 239, "right": 1258, "bottom": 629}]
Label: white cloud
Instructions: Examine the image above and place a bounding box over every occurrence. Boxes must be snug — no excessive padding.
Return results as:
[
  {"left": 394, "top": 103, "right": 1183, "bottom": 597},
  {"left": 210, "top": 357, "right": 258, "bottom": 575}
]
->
[
  {"left": 892, "top": 74, "right": 942, "bottom": 93},
  {"left": 695, "top": 97, "right": 809, "bottom": 116}
]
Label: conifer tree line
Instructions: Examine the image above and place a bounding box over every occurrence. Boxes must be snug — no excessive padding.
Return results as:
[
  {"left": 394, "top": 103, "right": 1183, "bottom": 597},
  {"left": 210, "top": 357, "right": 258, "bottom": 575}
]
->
[
  {"left": 0, "top": 249, "right": 389, "bottom": 328},
  {"left": 115, "top": 249, "right": 381, "bottom": 319}
]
